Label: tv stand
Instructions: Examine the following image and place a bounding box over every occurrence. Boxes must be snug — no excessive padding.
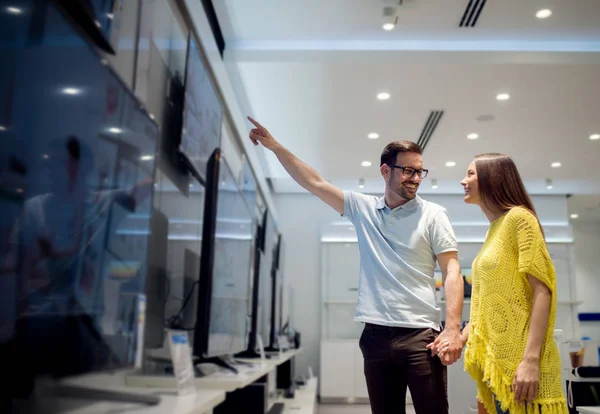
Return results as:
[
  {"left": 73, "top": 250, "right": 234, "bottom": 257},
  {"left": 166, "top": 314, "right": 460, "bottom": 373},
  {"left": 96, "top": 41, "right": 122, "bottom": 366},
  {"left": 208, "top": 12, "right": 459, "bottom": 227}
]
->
[
  {"left": 196, "top": 356, "right": 239, "bottom": 375},
  {"left": 235, "top": 349, "right": 271, "bottom": 360}
]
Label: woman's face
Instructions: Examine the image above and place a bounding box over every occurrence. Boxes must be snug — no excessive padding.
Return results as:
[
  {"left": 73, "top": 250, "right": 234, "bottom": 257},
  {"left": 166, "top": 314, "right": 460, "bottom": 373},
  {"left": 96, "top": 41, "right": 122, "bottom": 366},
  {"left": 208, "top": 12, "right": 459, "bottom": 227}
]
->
[{"left": 460, "top": 161, "right": 480, "bottom": 205}]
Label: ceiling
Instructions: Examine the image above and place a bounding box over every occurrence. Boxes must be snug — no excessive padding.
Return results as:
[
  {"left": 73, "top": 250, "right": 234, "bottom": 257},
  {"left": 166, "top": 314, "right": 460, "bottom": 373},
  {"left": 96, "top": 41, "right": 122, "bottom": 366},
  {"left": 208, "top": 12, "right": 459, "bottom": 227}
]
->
[
  {"left": 568, "top": 195, "right": 600, "bottom": 222},
  {"left": 214, "top": 0, "right": 600, "bottom": 196}
]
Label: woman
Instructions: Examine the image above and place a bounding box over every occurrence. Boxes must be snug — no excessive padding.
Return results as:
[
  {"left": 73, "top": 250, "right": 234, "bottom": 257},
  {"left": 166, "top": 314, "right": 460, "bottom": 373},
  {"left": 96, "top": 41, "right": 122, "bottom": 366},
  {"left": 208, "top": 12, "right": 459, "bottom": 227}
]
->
[{"left": 452, "top": 154, "right": 567, "bottom": 413}]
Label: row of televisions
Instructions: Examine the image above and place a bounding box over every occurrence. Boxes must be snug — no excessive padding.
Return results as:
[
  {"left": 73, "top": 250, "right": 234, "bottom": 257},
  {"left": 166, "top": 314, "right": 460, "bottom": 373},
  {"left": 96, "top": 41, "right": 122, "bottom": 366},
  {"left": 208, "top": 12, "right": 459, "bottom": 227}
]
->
[{"left": 0, "top": 0, "right": 285, "bottom": 404}]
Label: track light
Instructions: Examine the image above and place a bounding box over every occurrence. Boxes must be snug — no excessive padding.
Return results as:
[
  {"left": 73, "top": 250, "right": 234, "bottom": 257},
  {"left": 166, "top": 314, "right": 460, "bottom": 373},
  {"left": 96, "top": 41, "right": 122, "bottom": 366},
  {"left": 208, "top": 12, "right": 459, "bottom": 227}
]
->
[
  {"left": 431, "top": 179, "right": 438, "bottom": 190},
  {"left": 359, "top": 178, "right": 365, "bottom": 189},
  {"left": 546, "top": 179, "right": 553, "bottom": 190},
  {"left": 382, "top": 3, "right": 400, "bottom": 31}
]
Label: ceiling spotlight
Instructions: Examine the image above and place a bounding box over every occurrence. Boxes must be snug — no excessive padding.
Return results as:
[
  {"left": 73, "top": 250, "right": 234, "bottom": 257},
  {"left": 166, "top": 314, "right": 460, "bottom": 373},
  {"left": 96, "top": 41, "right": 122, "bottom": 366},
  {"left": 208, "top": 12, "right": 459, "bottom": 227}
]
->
[
  {"left": 546, "top": 179, "right": 553, "bottom": 189},
  {"left": 590, "top": 134, "right": 600, "bottom": 140},
  {"left": 16, "top": 188, "right": 23, "bottom": 194},
  {"left": 108, "top": 127, "right": 122, "bottom": 134},
  {"left": 445, "top": 161, "right": 456, "bottom": 167},
  {"left": 570, "top": 214, "right": 579, "bottom": 219},
  {"left": 358, "top": 178, "right": 365, "bottom": 189},
  {"left": 6, "top": 6, "right": 22, "bottom": 14},
  {"left": 42, "top": 154, "right": 49, "bottom": 159},
  {"left": 361, "top": 161, "right": 372, "bottom": 167},
  {"left": 536, "top": 9, "right": 552, "bottom": 19},
  {"left": 62, "top": 87, "right": 81, "bottom": 95},
  {"left": 368, "top": 132, "right": 380, "bottom": 139},
  {"left": 467, "top": 133, "right": 479, "bottom": 140},
  {"left": 140, "top": 155, "right": 154, "bottom": 161},
  {"left": 377, "top": 92, "right": 390, "bottom": 100},
  {"left": 382, "top": 6, "right": 398, "bottom": 31},
  {"left": 496, "top": 93, "right": 510, "bottom": 101},
  {"left": 0, "top": 125, "right": 6, "bottom": 131},
  {"left": 551, "top": 162, "right": 561, "bottom": 168},
  {"left": 431, "top": 179, "right": 438, "bottom": 189}
]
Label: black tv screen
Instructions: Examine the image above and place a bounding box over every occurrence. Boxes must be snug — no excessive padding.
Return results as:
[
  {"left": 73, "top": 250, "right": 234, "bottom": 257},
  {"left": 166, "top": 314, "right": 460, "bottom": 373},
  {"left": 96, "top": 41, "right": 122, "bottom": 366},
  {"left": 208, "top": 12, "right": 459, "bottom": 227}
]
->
[
  {"left": 260, "top": 212, "right": 279, "bottom": 348},
  {"left": 180, "top": 34, "right": 223, "bottom": 182},
  {"left": 0, "top": 0, "right": 158, "bottom": 392},
  {"left": 207, "top": 157, "right": 255, "bottom": 357}
]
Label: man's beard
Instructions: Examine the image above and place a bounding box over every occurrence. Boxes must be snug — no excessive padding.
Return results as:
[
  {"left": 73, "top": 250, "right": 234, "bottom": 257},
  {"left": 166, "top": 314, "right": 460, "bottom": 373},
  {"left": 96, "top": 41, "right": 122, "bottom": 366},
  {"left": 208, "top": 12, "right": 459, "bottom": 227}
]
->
[{"left": 391, "top": 177, "right": 418, "bottom": 201}]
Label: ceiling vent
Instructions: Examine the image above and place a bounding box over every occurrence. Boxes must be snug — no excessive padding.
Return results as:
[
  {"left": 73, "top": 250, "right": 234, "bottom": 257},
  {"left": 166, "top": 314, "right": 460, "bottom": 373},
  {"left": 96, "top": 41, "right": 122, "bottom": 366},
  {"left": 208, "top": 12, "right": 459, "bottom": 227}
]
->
[
  {"left": 459, "top": 0, "right": 487, "bottom": 27},
  {"left": 417, "top": 110, "right": 444, "bottom": 152}
]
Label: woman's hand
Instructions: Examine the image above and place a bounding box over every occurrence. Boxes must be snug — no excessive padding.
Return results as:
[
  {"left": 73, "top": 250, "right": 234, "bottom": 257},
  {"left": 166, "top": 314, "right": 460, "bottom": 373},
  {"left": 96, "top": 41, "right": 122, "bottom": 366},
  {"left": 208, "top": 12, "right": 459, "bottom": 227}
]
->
[{"left": 513, "top": 358, "right": 540, "bottom": 403}]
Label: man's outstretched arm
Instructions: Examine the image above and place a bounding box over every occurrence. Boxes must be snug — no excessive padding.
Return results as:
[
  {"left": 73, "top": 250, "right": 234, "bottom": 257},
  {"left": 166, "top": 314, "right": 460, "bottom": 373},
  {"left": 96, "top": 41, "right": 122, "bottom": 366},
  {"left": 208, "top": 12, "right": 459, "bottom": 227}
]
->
[{"left": 248, "top": 116, "right": 344, "bottom": 215}]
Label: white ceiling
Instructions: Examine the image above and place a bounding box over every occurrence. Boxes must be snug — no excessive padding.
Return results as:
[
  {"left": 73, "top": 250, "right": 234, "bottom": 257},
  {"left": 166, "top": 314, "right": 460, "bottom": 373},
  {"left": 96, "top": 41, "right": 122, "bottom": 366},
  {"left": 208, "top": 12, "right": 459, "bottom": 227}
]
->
[{"left": 215, "top": 0, "right": 600, "bottom": 195}]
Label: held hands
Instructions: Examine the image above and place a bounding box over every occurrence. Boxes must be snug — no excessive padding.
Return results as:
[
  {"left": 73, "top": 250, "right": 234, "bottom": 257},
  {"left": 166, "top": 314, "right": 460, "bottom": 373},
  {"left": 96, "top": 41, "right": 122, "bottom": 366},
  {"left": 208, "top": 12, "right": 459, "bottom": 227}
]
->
[
  {"left": 426, "top": 328, "right": 464, "bottom": 366},
  {"left": 513, "top": 358, "right": 540, "bottom": 404},
  {"left": 248, "top": 116, "right": 279, "bottom": 151}
]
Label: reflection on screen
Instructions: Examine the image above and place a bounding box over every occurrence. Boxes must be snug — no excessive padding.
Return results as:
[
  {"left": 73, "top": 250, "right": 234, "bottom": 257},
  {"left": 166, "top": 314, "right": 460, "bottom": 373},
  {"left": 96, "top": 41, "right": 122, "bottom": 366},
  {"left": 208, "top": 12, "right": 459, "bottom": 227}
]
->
[
  {"left": 180, "top": 36, "right": 223, "bottom": 181},
  {"left": 0, "top": 1, "right": 158, "bottom": 377},
  {"left": 207, "top": 159, "right": 255, "bottom": 357}
]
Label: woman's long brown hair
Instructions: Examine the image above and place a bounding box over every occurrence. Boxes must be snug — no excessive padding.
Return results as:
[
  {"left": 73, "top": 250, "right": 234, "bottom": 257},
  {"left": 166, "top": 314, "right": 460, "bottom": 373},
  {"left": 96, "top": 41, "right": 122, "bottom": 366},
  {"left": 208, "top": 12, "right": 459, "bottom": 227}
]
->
[{"left": 473, "top": 153, "right": 544, "bottom": 235}]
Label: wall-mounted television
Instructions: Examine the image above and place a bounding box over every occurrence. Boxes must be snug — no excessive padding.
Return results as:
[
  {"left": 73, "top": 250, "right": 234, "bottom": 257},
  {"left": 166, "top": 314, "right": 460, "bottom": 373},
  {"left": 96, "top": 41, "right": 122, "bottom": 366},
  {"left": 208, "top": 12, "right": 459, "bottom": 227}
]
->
[{"left": 180, "top": 34, "right": 223, "bottom": 184}]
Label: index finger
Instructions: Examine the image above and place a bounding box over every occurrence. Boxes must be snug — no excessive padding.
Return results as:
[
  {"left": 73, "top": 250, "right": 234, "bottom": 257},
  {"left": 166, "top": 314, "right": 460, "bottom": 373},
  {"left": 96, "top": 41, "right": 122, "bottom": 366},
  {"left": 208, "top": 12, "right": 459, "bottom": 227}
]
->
[{"left": 247, "top": 116, "right": 266, "bottom": 130}]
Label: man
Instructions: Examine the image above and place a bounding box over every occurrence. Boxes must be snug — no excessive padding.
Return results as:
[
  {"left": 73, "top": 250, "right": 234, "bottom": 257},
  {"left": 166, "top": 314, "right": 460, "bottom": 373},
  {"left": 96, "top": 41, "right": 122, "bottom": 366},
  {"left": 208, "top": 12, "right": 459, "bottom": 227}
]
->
[{"left": 247, "top": 117, "right": 463, "bottom": 414}]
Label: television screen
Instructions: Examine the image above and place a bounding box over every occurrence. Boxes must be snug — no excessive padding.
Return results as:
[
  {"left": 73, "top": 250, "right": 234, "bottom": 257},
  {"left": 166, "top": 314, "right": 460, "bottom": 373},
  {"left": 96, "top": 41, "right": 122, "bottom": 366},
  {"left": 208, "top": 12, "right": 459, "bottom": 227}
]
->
[
  {"left": 180, "top": 35, "right": 223, "bottom": 181},
  {"left": 260, "top": 212, "right": 279, "bottom": 348},
  {"left": 0, "top": 0, "right": 158, "bottom": 391},
  {"left": 202, "top": 157, "right": 254, "bottom": 357}
]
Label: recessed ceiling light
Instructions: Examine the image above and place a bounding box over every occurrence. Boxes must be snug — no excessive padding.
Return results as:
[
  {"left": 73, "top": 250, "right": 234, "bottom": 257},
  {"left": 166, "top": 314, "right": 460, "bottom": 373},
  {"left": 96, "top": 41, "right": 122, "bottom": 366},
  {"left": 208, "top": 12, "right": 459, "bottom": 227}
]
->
[
  {"left": 496, "top": 93, "right": 510, "bottom": 101},
  {"left": 0, "top": 125, "right": 6, "bottom": 131},
  {"left": 546, "top": 179, "right": 553, "bottom": 189},
  {"left": 536, "top": 9, "right": 552, "bottom": 19},
  {"left": 551, "top": 162, "right": 561, "bottom": 168},
  {"left": 358, "top": 178, "right": 365, "bottom": 189},
  {"left": 570, "top": 214, "right": 579, "bottom": 219},
  {"left": 6, "top": 6, "right": 22, "bottom": 14},
  {"left": 361, "top": 161, "right": 372, "bottom": 167},
  {"left": 16, "top": 188, "right": 23, "bottom": 194},
  {"left": 382, "top": 23, "right": 395, "bottom": 31},
  {"left": 467, "top": 133, "right": 479, "bottom": 140},
  {"left": 590, "top": 134, "right": 600, "bottom": 140},
  {"left": 140, "top": 155, "right": 154, "bottom": 161},
  {"left": 368, "top": 133, "right": 380, "bottom": 139},
  {"left": 108, "top": 127, "right": 122, "bottom": 134},
  {"left": 42, "top": 154, "right": 49, "bottom": 159},
  {"left": 431, "top": 179, "right": 438, "bottom": 189},
  {"left": 445, "top": 161, "right": 456, "bottom": 167},
  {"left": 62, "top": 87, "right": 81, "bottom": 95},
  {"left": 377, "top": 92, "right": 390, "bottom": 101}
]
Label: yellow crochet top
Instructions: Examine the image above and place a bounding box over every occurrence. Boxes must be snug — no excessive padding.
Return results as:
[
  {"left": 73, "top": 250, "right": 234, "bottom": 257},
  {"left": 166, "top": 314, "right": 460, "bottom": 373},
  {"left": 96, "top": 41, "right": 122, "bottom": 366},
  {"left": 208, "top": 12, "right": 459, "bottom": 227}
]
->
[{"left": 464, "top": 207, "right": 567, "bottom": 414}]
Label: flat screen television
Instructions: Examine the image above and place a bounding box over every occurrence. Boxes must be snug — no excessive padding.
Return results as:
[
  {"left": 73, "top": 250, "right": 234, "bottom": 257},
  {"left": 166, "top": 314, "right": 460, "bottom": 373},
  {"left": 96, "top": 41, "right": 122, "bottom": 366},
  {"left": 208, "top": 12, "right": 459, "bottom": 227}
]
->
[
  {"left": 0, "top": 1, "right": 159, "bottom": 406},
  {"left": 180, "top": 33, "right": 223, "bottom": 184},
  {"left": 194, "top": 151, "right": 255, "bottom": 367},
  {"left": 261, "top": 213, "right": 280, "bottom": 351}
]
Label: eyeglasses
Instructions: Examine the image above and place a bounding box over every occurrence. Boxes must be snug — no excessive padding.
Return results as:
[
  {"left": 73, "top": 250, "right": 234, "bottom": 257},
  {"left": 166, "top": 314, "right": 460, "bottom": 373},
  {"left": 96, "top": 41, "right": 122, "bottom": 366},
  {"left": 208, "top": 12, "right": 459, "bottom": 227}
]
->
[{"left": 388, "top": 165, "right": 429, "bottom": 179}]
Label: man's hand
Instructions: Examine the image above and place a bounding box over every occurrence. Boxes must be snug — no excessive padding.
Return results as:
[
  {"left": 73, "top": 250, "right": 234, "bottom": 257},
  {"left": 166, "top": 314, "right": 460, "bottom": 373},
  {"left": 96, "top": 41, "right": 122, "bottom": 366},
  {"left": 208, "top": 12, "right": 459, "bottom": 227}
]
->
[
  {"left": 427, "top": 328, "right": 463, "bottom": 365},
  {"left": 248, "top": 116, "right": 279, "bottom": 151}
]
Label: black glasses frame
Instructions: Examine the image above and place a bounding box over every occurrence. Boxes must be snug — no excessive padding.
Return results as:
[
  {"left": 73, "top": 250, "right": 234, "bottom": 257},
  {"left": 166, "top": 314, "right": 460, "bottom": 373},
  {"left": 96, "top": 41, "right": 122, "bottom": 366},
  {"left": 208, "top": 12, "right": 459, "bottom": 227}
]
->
[{"left": 387, "top": 165, "right": 429, "bottom": 179}]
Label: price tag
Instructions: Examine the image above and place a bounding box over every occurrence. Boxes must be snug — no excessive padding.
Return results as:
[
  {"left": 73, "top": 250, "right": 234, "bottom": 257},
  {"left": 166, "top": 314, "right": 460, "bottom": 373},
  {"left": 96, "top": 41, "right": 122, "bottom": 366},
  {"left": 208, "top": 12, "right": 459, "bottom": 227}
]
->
[
  {"left": 168, "top": 330, "right": 196, "bottom": 395},
  {"left": 257, "top": 335, "right": 266, "bottom": 360}
]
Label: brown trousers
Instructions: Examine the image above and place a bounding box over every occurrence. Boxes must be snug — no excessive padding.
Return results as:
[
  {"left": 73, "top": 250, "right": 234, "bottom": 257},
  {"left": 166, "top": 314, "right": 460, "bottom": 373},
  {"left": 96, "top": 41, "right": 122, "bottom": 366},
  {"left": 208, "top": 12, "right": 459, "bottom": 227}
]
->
[{"left": 359, "top": 323, "right": 448, "bottom": 414}]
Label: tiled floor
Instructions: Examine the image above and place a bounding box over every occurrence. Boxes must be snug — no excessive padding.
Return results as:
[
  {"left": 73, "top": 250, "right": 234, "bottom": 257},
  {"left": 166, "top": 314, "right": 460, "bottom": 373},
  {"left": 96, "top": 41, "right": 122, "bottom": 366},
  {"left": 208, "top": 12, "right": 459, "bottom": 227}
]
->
[{"left": 317, "top": 404, "right": 416, "bottom": 414}]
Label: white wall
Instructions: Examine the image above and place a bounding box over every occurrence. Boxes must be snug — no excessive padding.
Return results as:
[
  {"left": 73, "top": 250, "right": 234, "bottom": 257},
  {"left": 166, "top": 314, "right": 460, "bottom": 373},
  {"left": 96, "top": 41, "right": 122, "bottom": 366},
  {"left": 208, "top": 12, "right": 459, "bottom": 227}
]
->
[
  {"left": 573, "top": 220, "right": 600, "bottom": 340},
  {"left": 275, "top": 192, "right": 575, "bottom": 377}
]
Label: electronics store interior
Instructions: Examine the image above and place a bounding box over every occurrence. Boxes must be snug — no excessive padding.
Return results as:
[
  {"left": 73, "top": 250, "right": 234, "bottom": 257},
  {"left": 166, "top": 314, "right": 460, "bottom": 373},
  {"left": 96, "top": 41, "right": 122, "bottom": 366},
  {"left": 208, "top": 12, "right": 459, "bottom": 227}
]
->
[{"left": 2, "top": 1, "right": 600, "bottom": 414}]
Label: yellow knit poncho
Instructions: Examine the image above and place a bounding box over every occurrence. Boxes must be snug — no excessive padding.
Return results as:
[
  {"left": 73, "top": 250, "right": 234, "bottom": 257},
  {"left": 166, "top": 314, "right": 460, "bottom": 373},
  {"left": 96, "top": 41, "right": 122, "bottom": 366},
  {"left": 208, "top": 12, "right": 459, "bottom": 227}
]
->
[{"left": 464, "top": 207, "right": 568, "bottom": 414}]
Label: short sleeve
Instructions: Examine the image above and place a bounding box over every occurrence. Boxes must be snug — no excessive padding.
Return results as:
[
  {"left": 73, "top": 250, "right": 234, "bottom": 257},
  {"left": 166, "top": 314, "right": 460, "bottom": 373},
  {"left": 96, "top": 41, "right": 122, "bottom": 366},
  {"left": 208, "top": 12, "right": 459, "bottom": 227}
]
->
[
  {"left": 342, "top": 191, "right": 359, "bottom": 224},
  {"left": 512, "top": 208, "right": 553, "bottom": 287},
  {"left": 430, "top": 209, "right": 458, "bottom": 255}
]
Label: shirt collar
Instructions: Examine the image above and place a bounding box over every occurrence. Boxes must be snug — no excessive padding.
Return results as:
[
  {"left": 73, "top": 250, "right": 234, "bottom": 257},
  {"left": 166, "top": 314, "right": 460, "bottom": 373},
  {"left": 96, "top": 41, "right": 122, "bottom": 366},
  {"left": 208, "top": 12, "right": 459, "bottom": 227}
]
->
[{"left": 376, "top": 196, "right": 420, "bottom": 212}]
